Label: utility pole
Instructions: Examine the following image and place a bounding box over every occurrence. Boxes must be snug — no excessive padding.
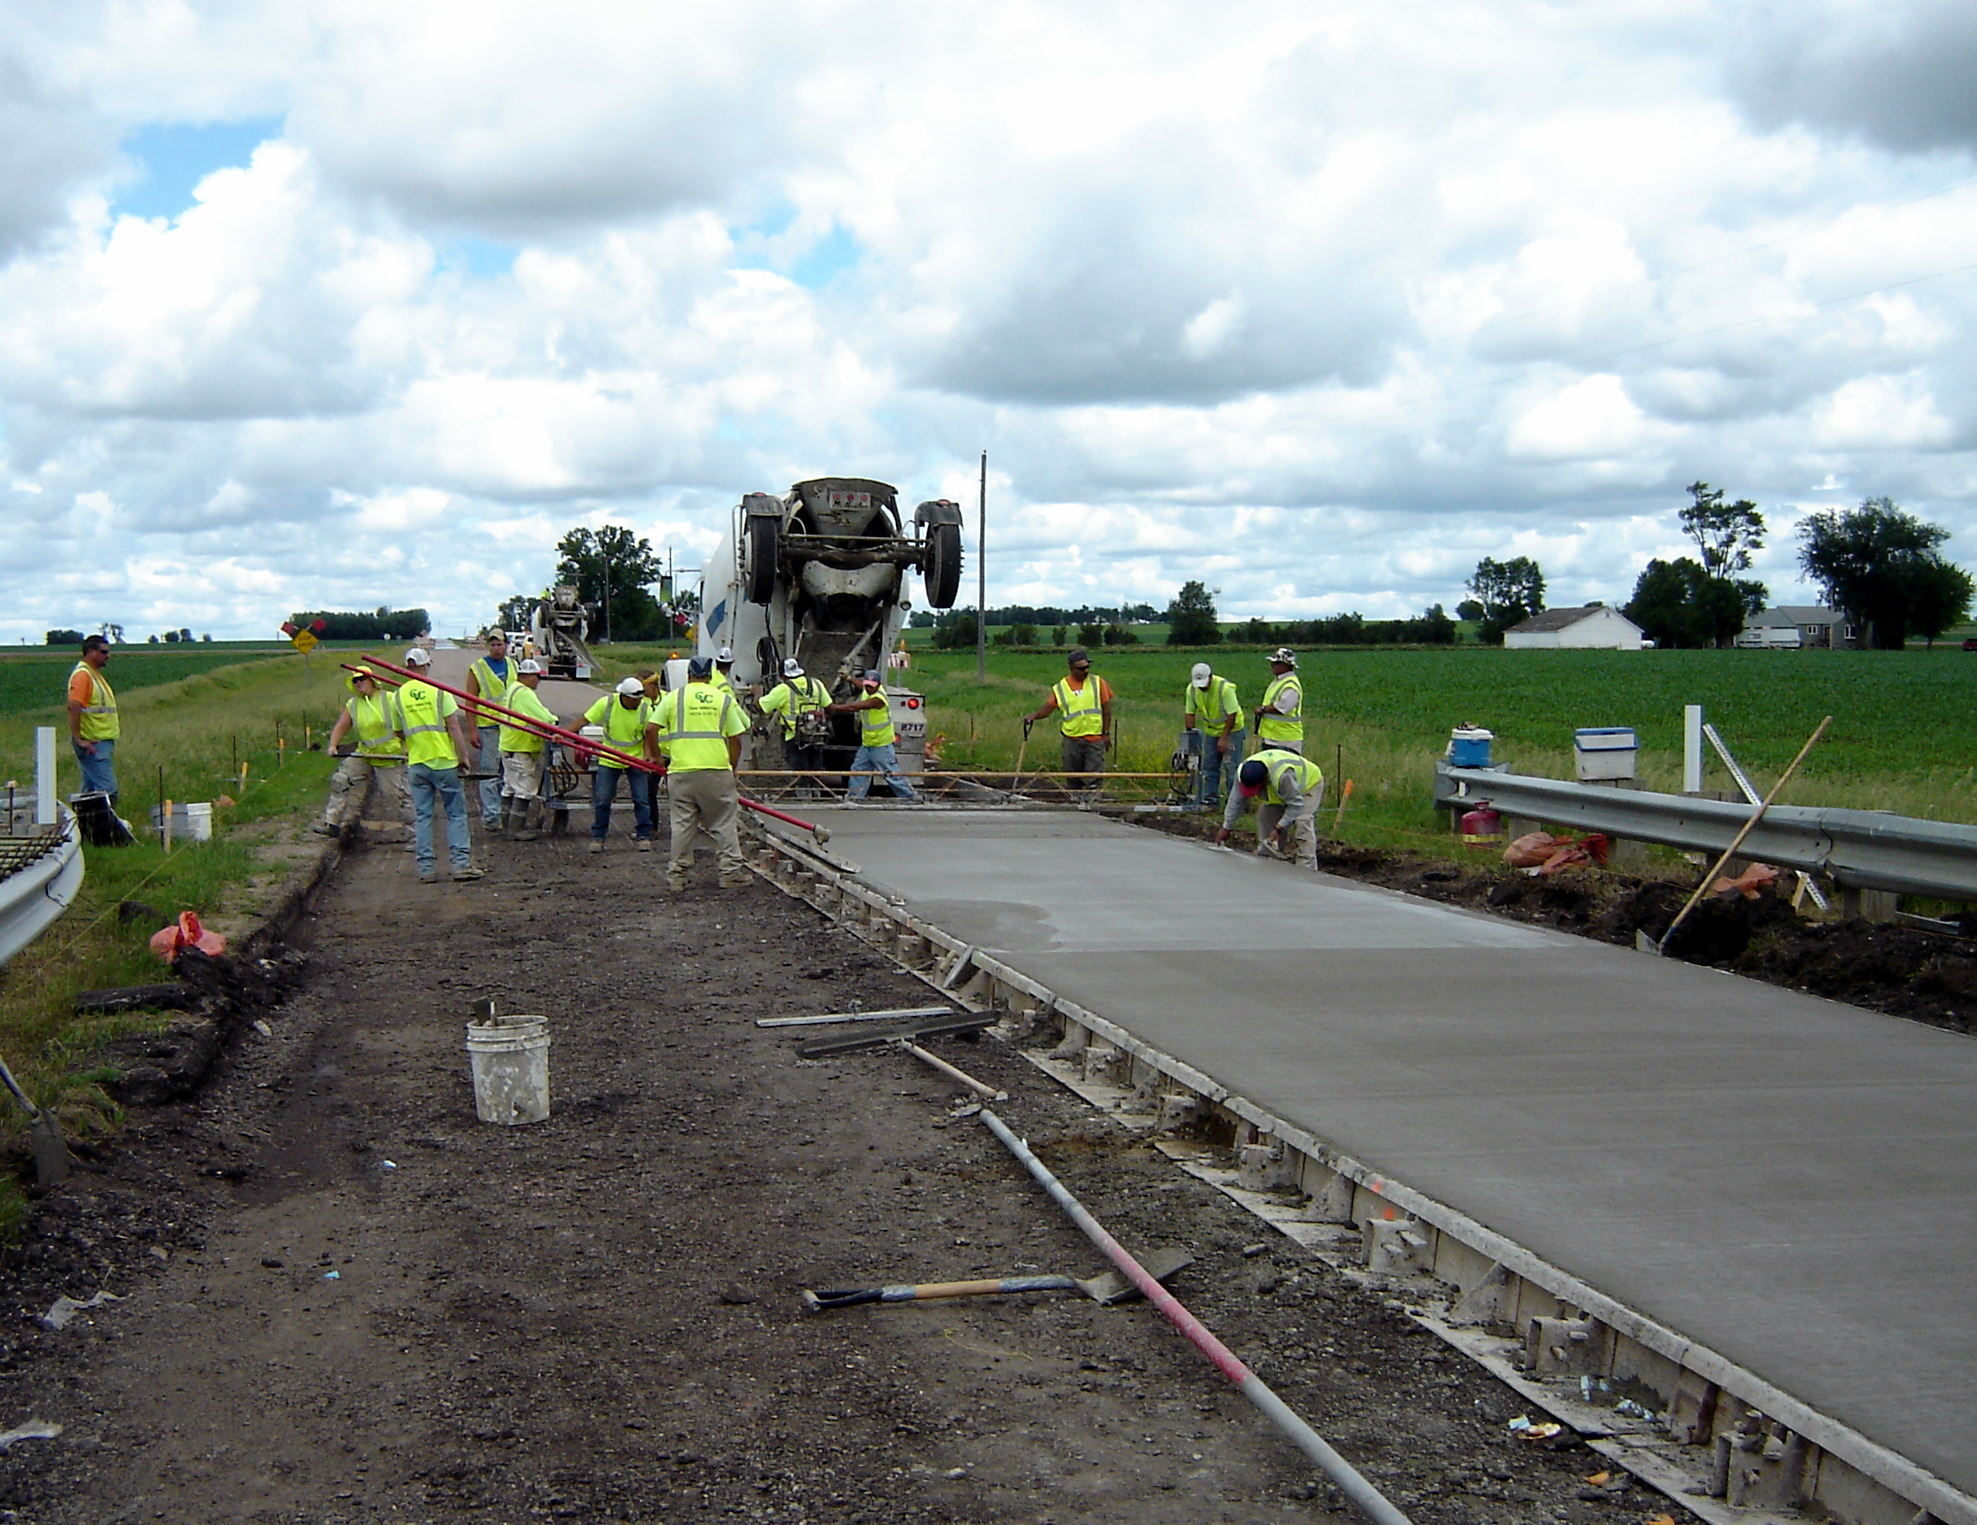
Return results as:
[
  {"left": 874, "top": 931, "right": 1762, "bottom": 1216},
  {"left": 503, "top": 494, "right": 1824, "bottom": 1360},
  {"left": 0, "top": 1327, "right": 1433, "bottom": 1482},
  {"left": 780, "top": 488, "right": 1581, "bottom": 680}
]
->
[{"left": 977, "top": 450, "right": 987, "bottom": 684}]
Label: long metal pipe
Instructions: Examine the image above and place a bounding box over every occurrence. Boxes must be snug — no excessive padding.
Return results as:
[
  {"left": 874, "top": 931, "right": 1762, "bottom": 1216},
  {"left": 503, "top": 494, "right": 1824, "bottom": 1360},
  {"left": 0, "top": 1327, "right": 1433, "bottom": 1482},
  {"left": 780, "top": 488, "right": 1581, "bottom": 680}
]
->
[{"left": 973, "top": 1105, "right": 1415, "bottom": 1525}]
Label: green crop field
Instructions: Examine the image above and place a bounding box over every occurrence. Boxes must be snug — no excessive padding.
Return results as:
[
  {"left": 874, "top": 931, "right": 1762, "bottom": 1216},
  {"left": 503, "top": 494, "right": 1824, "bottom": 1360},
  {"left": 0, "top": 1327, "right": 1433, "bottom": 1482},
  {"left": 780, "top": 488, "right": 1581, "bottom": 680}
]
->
[{"left": 0, "top": 644, "right": 367, "bottom": 722}]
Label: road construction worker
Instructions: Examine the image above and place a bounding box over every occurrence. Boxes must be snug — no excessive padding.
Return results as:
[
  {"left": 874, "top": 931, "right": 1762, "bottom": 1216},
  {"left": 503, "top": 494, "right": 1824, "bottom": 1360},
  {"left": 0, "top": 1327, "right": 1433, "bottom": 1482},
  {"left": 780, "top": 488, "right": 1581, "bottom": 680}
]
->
[
  {"left": 1254, "top": 647, "right": 1304, "bottom": 755},
  {"left": 711, "top": 646, "right": 738, "bottom": 695},
  {"left": 313, "top": 668, "right": 411, "bottom": 837},
  {"left": 758, "top": 657, "right": 832, "bottom": 793},
  {"left": 497, "top": 659, "right": 558, "bottom": 841},
  {"left": 581, "top": 677, "right": 656, "bottom": 852},
  {"left": 1182, "top": 661, "right": 1244, "bottom": 809},
  {"left": 395, "top": 648, "right": 482, "bottom": 882},
  {"left": 632, "top": 668, "right": 665, "bottom": 822},
  {"left": 1024, "top": 646, "right": 1111, "bottom": 796},
  {"left": 464, "top": 631, "right": 513, "bottom": 831},
  {"left": 829, "top": 670, "right": 919, "bottom": 801},
  {"left": 66, "top": 635, "right": 119, "bottom": 808},
  {"left": 1216, "top": 748, "right": 1325, "bottom": 869},
  {"left": 650, "top": 655, "right": 750, "bottom": 890}
]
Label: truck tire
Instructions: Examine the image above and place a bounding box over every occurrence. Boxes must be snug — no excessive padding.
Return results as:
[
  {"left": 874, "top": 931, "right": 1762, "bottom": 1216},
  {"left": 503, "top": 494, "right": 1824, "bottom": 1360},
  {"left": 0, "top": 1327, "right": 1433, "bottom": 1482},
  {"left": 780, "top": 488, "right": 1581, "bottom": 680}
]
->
[
  {"left": 924, "top": 521, "right": 963, "bottom": 609},
  {"left": 745, "top": 514, "right": 780, "bottom": 605}
]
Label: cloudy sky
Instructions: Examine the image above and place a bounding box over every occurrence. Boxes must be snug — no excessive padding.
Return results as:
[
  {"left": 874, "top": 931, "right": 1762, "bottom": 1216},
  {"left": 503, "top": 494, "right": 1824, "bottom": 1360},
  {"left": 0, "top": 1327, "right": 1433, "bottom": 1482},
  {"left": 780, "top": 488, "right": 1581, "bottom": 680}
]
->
[{"left": 2, "top": 0, "right": 1974, "bottom": 640}]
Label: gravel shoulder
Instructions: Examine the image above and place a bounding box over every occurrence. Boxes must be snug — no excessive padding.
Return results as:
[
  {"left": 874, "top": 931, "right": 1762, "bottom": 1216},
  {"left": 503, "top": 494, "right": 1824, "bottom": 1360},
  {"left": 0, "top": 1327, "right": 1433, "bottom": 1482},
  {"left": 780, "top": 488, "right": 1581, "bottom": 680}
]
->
[{"left": 0, "top": 816, "right": 1700, "bottom": 1525}]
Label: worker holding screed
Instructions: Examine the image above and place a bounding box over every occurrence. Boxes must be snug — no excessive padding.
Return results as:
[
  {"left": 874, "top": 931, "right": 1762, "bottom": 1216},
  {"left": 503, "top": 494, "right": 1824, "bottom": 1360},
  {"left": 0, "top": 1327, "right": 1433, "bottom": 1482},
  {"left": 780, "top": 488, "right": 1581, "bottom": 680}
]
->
[
  {"left": 312, "top": 667, "right": 411, "bottom": 838},
  {"left": 496, "top": 658, "right": 558, "bottom": 842},
  {"left": 395, "top": 648, "right": 483, "bottom": 883},
  {"left": 649, "top": 655, "right": 751, "bottom": 890},
  {"left": 581, "top": 678, "right": 657, "bottom": 853},
  {"left": 1216, "top": 749, "right": 1325, "bottom": 869},
  {"left": 1182, "top": 661, "right": 1244, "bottom": 810},
  {"left": 1024, "top": 646, "right": 1112, "bottom": 797},
  {"left": 829, "top": 670, "right": 920, "bottom": 801}
]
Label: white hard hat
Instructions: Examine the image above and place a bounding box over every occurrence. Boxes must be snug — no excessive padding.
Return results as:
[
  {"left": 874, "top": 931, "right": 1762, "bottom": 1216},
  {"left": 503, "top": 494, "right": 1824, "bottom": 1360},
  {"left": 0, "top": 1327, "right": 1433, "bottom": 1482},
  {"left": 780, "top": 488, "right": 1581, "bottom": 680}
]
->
[
  {"left": 403, "top": 647, "right": 431, "bottom": 666},
  {"left": 716, "top": 646, "right": 734, "bottom": 663},
  {"left": 781, "top": 657, "right": 803, "bottom": 677},
  {"left": 516, "top": 658, "right": 544, "bottom": 675},
  {"left": 1190, "top": 662, "right": 1212, "bottom": 687},
  {"left": 615, "top": 676, "right": 644, "bottom": 696}
]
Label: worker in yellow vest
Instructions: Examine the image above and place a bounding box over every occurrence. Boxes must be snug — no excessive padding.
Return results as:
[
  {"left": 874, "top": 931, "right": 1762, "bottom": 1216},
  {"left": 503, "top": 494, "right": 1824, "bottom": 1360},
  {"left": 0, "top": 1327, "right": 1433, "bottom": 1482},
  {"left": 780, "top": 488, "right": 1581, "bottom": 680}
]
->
[
  {"left": 650, "top": 656, "right": 751, "bottom": 890},
  {"left": 395, "top": 647, "right": 482, "bottom": 883},
  {"left": 497, "top": 659, "right": 559, "bottom": 841},
  {"left": 312, "top": 668, "right": 411, "bottom": 837},
  {"left": 464, "top": 631, "right": 513, "bottom": 830},
  {"left": 1182, "top": 661, "right": 1244, "bottom": 809},
  {"left": 758, "top": 657, "right": 832, "bottom": 795},
  {"left": 1216, "top": 748, "right": 1325, "bottom": 869},
  {"left": 66, "top": 635, "right": 120, "bottom": 807},
  {"left": 829, "top": 670, "right": 919, "bottom": 801},
  {"left": 1024, "top": 646, "right": 1111, "bottom": 797},
  {"left": 1253, "top": 647, "right": 1304, "bottom": 755},
  {"left": 582, "top": 678, "right": 656, "bottom": 852}
]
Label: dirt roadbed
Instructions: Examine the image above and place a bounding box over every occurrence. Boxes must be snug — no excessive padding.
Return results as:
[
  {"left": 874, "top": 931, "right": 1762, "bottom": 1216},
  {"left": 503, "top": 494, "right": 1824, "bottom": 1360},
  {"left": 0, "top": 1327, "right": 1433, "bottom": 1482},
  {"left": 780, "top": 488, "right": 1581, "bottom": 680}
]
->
[{"left": 0, "top": 824, "right": 1699, "bottom": 1524}]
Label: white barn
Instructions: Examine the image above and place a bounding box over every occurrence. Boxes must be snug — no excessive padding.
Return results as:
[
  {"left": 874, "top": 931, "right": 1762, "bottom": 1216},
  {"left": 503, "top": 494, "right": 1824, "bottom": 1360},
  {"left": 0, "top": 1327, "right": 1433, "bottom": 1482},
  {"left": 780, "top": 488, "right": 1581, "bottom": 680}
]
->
[{"left": 1502, "top": 605, "right": 1647, "bottom": 650}]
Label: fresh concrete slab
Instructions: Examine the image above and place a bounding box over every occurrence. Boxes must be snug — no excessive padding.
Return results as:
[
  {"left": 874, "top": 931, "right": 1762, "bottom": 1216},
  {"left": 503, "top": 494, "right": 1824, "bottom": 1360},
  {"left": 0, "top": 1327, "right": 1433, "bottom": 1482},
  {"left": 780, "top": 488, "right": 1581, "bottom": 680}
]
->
[{"left": 811, "top": 805, "right": 1977, "bottom": 1497}]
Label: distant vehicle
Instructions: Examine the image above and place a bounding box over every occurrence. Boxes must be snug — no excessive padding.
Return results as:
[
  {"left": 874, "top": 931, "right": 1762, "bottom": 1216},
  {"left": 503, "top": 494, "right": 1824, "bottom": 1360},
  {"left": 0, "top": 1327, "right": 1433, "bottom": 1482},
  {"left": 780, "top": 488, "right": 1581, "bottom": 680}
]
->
[
  {"left": 1962, "top": 638, "right": 1977, "bottom": 652},
  {"left": 1735, "top": 626, "right": 1803, "bottom": 649}
]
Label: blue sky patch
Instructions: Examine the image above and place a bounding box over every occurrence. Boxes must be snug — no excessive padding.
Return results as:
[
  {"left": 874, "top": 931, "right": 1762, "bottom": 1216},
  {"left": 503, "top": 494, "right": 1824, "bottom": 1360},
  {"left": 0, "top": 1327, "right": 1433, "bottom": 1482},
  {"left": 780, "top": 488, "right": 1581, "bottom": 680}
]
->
[
  {"left": 114, "top": 118, "right": 285, "bottom": 221},
  {"left": 438, "top": 236, "right": 519, "bottom": 279},
  {"left": 789, "top": 225, "right": 862, "bottom": 289}
]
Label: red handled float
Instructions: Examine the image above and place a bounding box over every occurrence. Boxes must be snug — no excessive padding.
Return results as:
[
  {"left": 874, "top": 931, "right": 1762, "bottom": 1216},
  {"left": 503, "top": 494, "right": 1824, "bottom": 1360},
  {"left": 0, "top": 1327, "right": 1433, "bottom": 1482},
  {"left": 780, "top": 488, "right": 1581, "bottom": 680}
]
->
[{"left": 346, "top": 658, "right": 831, "bottom": 844}]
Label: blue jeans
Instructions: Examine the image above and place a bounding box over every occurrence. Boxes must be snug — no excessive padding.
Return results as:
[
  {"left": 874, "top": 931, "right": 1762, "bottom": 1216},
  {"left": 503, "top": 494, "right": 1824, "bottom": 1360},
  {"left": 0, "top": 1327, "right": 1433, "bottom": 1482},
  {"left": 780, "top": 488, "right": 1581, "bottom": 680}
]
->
[
  {"left": 591, "top": 765, "right": 654, "bottom": 839},
  {"left": 477, "top": 726, "right": 502, "bottom": 824},
  {"left": 848, "top": 743, "right": 917, "bottom": 800},
  {"left": 408, "top": 762, "right": 472, "bottom": 873},
  {"left": 72, "top": 737, "right": 117, "bottom": 804},
  {"left": 1197, "top": 727, "right": 1246, "bottom": 807}
]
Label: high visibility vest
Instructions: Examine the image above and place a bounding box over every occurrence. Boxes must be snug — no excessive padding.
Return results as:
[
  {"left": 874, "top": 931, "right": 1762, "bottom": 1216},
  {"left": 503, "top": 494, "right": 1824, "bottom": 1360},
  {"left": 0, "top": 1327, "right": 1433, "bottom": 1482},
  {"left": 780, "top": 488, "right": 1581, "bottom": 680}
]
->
[
  {"left": 347, "top": 692, "right": 404, "bottom": 764},
  {"left": 498, "top": 681, "right": 555, "bottom": 754},
  {"left": 1259, "top": 673, "right": 1303, "bottom": 744},
  {"left": 395, "top": 681, "right": 458, "bottom": 769},
  {"left": 658, "top": 684, "right": 738, "bottom": 771},
  {"left": 1186, "top": 675, "right": 1239, "bottom": 730},
  {"left": 1051, "top": 676, "right": 1105, "bottom": 738},
  {"left": 584, "top": 694, "right": 651, "bottom": 768},
  {"left": 71, "top": 664, "right": 119, "bottom": 741},
  {"left": 466, "top": 657, "right": 511, "bottom": 725},
  {"left": 711, "top": 669, "right": 736, "bottom": 696},
  {"left": 1254, "top": 748, "right": 1323, "bottom": 804},
  {"left": 858, "top": 691, "right": 895, "bottom": 748},
  {"left": 762, "top": 676, "right": 829, "bottom": 739}
]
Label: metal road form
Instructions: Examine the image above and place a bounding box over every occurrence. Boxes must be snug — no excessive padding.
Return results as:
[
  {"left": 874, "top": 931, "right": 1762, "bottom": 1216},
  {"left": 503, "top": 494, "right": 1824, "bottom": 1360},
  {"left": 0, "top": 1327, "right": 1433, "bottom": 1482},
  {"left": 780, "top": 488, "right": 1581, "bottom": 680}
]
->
[{"left": 796, "top": 805, "right": 1977, "bottom": 1522}]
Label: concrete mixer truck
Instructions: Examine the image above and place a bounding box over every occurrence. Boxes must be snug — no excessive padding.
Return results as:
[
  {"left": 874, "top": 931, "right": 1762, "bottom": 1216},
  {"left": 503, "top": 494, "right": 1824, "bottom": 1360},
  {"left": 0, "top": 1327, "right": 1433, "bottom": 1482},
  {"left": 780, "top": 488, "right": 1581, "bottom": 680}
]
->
[{"left": 698, "top": 478, "right": 964, "bottom": 784}]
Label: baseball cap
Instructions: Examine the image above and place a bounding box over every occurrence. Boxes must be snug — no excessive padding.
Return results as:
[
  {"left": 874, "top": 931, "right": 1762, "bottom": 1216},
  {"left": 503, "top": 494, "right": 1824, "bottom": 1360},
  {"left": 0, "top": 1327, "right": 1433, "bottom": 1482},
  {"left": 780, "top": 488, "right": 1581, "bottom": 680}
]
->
[
  {"left": 1067, "top": 646, "right": 1091, "bottom": 665},
  {"left": 861, "top": 669, "right": 883, "bottom": 684},
  {"left": 781, "top": 657, "right": 803, "bottom": 677},
  {"left": 1271, "top": 646, "right": 1297, "bottom": 666},
  {"left": 688, "top": 656, "right": 713, "bottom": 679},
  {"left": 403, "top": 647, "right": 431, "bottom": 666},
  {"left": 1237, "top": 760, "right": 1267, "bottom": 794},
  {"left": 1191, "top": 662, "right": 1212, "bottom": 687},
  {"left": 615, "top": 676, "right": 644, "bottom": 696},
  {"left": 716, "top": 646, "right": 734, "bottom": 663},
  {"left": 516, "top": 658, "right": 544, "bottom": 675}
]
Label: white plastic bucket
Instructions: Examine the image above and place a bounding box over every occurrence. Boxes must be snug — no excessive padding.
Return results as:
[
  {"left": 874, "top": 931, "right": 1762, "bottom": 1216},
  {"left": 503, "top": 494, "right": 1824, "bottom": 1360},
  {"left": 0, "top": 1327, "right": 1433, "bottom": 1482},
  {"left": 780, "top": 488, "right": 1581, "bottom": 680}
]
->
[
  {"left": 465, "top": 1016, "right": 551, "bottom": 1125},
  {"left": 184, "top": 802, "right": 212, "bottom": 842}
]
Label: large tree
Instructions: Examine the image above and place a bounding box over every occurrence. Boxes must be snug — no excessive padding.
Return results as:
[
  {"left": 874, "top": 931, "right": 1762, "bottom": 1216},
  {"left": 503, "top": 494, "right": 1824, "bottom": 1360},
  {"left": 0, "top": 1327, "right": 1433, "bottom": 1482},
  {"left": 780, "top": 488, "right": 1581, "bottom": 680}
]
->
[
  {"left": 1465, "top": 556, "right": 1545, "bottom": 644},
  {"left": 1797, "top": 497, "right": 1972, "bottom": 649},
  {"left": 1679, "top": 481, "right": 1765, "bottom": 578},
  {"left": 555, "top": 525, "right": 666, "bottom": 642},
  {"left": 1164, "top": 580, "right": 1222, "bottom": 645},
  {"left": 1623, "top": 558, "right": 1760, "bottom": 648}
]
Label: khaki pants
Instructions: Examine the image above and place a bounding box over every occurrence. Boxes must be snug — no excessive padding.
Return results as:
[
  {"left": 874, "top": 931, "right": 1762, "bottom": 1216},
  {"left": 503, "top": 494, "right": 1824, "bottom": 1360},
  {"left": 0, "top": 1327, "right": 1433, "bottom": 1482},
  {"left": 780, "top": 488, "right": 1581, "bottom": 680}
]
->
[
  {"left": 1258, "top": 786, "right": 1324, "bottom": 870},
  {"left": 667, "top": 769, "right": 746, "bottom": 887},
  {"left": 325, "top": 756, "right": 412, "bottom": 828},
  {"left": 501, "top": 751, "right": 547, "bottom": 801}
]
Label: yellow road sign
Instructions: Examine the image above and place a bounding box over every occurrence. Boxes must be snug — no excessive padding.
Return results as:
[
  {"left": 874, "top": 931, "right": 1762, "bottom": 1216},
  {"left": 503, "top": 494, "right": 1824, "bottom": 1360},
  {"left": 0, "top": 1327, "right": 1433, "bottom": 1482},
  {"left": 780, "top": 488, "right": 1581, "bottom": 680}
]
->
[{"left": 291, "top": 631, "right": 319, "bottom": 654}]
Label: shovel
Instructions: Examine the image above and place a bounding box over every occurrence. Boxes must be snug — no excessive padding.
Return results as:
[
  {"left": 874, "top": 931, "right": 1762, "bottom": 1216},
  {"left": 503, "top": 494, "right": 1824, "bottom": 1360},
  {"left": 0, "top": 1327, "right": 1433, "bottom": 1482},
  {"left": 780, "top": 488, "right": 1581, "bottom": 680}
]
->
[
  {"left": 0, "top": 1054, "right": 69, "bottom": 1188},
  {"left": 802, "top": 1245, "right": 1193, "bottom": 1311},
  {"left": 1637, "top": 714, "right": 1831, "bottom": 957}
]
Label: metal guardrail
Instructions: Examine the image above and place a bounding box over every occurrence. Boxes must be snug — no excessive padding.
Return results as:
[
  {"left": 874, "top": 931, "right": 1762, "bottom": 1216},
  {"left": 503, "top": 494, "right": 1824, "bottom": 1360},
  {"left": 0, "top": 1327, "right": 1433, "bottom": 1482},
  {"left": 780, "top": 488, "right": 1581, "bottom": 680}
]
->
[{"left": 1435, "top": 762, "right": 1977, "bottom": 902}]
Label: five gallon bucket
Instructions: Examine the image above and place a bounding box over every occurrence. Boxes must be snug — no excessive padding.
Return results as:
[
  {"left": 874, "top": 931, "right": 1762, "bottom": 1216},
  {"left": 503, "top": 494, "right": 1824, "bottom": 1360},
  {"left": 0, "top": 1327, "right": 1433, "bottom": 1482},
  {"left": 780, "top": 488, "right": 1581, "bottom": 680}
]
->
[
  {"left": 149, "top": 802, "right": 214, "bottom": 842},
  {"left": 465, "top": 1015, "right": 551, "bottom": 1125}
]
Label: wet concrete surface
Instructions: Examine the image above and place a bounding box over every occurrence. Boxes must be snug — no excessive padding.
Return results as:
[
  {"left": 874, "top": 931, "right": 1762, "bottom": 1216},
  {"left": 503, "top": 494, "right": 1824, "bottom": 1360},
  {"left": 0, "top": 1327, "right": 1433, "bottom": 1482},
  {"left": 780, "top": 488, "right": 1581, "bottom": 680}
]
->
[{"left": 809, "top": 805, "right": 1977, "bottom": 1499}]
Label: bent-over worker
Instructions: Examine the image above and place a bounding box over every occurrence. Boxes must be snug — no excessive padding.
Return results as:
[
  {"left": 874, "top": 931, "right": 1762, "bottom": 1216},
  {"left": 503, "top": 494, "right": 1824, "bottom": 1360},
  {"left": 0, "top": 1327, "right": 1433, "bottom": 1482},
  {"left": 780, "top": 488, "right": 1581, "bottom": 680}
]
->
[{"left": 1216, "top": 748, "right": 1325, "bottom": 870}]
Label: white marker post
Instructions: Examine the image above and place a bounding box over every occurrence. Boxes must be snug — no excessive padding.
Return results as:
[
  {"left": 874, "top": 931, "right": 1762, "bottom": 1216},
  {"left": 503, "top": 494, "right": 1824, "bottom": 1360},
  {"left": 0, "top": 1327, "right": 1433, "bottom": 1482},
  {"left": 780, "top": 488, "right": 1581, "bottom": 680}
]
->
[
  {"left": 34, "top": 727, "right": 55, "bottom": 826},
  {"left": 1683, "top": 704, "right": 1703, "bottom": 794}
]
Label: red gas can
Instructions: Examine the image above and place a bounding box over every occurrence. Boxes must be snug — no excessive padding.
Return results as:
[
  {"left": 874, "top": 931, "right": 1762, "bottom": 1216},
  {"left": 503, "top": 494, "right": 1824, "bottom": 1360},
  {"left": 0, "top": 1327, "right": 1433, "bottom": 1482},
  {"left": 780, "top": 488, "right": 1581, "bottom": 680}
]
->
[{"left": 1459, "top": 802, "right": 1504, "bottom": 847}]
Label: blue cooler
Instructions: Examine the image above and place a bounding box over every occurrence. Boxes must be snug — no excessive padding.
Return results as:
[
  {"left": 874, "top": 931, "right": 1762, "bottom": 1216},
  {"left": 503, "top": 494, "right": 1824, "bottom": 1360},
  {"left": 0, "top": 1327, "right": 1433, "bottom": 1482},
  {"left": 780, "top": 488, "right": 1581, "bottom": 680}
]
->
[{"left": 1448, "top": 726, "right": 1494, "bottom": 768}]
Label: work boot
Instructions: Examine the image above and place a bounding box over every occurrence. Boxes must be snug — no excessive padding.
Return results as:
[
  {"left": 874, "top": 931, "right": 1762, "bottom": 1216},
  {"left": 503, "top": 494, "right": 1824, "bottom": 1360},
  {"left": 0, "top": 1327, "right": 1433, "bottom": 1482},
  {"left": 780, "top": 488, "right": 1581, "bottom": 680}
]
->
[
  {"left": 635, "top": 837, "right": 652, "bottom": 853},
  {"left": 512, "top": 799, "right": 543, "bottom": 842},
  {"left": 587, "top": 838, "right": 604, "bottom": 854},
  {"left": 309, "top": 819, "right": 339, "bottom": 837}
]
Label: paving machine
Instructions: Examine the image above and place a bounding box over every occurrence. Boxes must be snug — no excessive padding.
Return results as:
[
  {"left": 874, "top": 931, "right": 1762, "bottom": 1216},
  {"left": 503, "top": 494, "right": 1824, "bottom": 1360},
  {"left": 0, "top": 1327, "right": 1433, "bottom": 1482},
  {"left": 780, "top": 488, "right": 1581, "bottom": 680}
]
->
[
  {"left": 529, "top": 585, "right": 598, "bottom": 681},
  {"left": 699, "top": 477, "right": 963, "bottom": 785}
]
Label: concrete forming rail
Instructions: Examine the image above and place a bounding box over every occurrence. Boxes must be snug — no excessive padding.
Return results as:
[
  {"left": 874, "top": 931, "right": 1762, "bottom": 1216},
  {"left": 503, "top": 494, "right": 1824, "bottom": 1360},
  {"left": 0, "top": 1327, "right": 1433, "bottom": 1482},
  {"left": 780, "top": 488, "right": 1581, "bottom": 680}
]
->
[
  {"left": 1435, "top": 762, "right": 1977, "bottom": 902},
  {"left": 744, "top": 805, "right": 1977, "bottom": 1525}
]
